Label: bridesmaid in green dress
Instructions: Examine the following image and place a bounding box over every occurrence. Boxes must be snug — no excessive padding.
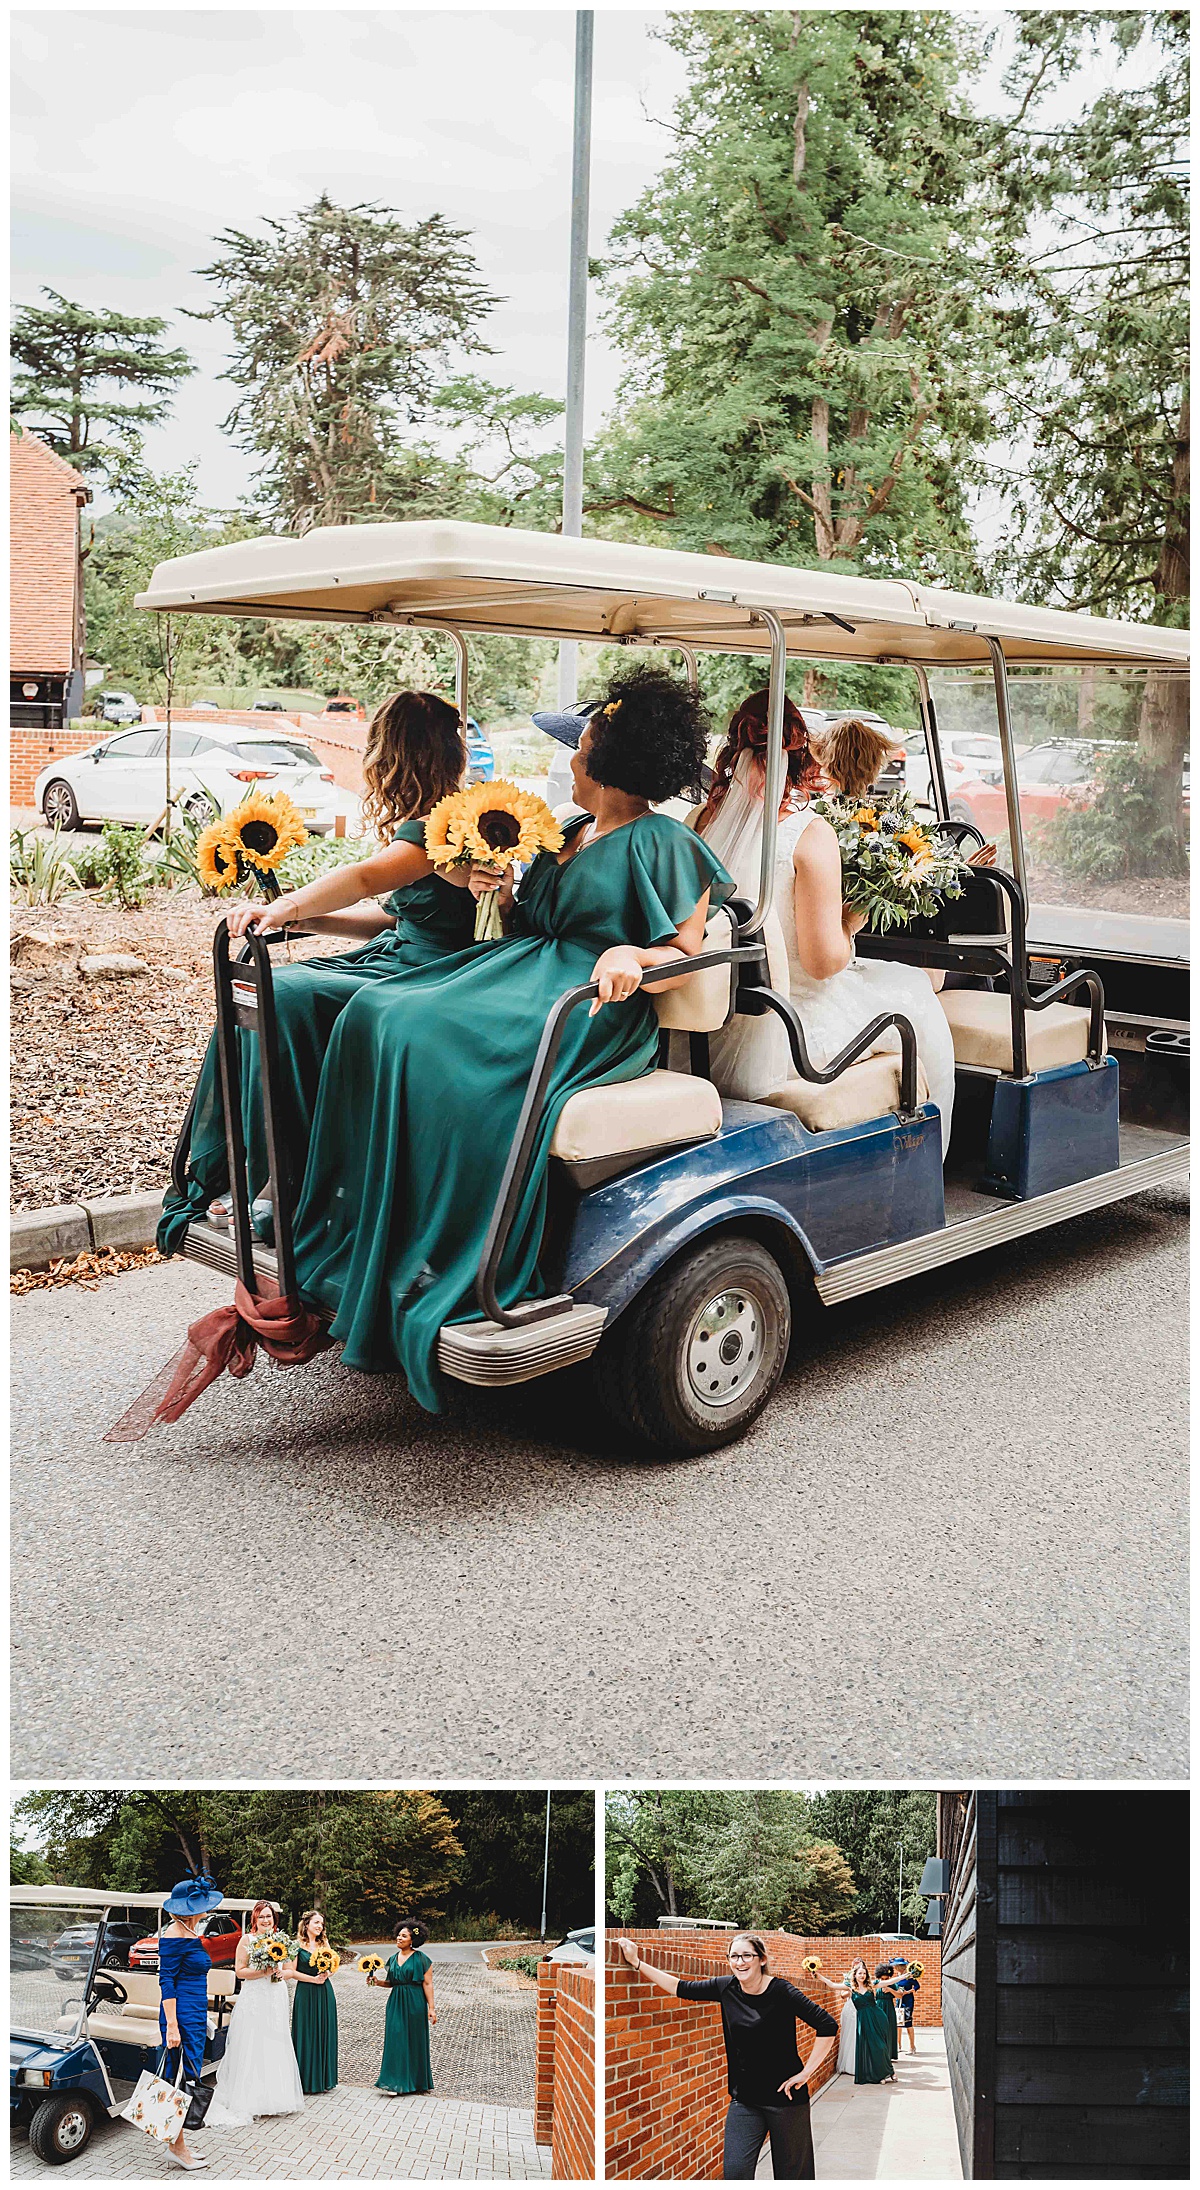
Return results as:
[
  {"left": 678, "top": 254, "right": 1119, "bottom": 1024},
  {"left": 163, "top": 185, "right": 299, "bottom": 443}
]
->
[
  {"left": 289, "top": 664, "right": 734, "bottom": 1412},
  {"left": 290, "top": 1910, "right": 339, "bottom": 2094},
  {"left": 159, "top": 691, "right": 478, "bottom": 1255},
  {"left": 370, "top": 1922, "right": 436, "bottom": 2095},
  {"left": 850, "top": 1970, "right": 897, "bottom": 2085},
  {"left": 875, "top": 1961, "right": 900, "bottom": 2060}
]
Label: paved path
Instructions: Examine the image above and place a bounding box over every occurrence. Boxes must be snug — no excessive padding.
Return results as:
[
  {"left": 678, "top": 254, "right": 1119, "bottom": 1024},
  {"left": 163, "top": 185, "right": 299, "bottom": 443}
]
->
[
  {"left": 753, "top": 2031, "right": 961, "bottom": 2180},
  {"left": 10, "top": 2091, "right": 551, "bottom": 2180},
  {"left": 11, "top": 1182, "right": 1187, "bottom": 1777}
]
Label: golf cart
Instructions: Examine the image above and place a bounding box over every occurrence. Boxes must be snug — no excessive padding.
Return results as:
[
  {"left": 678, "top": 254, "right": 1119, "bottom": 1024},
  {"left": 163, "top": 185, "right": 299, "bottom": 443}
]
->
[
  {"left": 11, "top": 1886, "right": 254, "bottom": 2164},
  {"left": 139, "top": 523, "right": 1189, "bottom": 1455}
]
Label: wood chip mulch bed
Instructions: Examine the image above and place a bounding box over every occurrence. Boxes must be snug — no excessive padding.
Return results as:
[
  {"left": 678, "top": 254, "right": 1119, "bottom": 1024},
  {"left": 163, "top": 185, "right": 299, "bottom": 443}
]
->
[
  {"left": 10, "top": 889, "right": 342, "bottom": 1213},
  {"left": 11, "top": 1246, "right": 164, "bottom": 1295}
]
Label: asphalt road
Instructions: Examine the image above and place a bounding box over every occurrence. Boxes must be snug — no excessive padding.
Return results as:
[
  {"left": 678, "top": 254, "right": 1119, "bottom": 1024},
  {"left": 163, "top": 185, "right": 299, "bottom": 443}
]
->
[{"left": 11, "top": 1181, "right": 1187, "bottom": 1780}]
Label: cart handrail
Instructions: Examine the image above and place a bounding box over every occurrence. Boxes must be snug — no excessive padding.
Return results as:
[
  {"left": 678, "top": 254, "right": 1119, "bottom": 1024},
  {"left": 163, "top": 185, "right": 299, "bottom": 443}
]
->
[{"left": 950, "top": 863, "right": 1107, "bottom": 1075}]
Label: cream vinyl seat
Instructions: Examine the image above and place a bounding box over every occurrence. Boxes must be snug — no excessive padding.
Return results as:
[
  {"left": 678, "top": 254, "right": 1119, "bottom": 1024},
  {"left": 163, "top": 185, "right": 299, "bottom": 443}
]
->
[
  {"left": 549, "top": 909, "right": 735, "bottom": 1186},
  {"left": 761, "top": 1052, "right": 930, "bottom": 1134},
  {"left": 937, "top": 988, "right": 1092, "bottom": 1074}
]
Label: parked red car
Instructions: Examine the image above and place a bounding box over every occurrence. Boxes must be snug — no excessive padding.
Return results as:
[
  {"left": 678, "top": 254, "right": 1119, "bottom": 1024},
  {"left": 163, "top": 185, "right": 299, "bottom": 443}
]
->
[
  {"left": 128, "top": 1912, "right": 244, "bottom": 1972},
  {"left": 947, "top": 738, "right": 1111, "bottom": 838}
]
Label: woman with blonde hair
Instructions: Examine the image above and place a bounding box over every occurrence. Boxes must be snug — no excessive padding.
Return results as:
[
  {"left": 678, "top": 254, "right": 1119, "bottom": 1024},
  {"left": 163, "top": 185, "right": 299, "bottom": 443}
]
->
[
  {"left": 694, "top": 688, "right": 958, "bottom": 1155},
  {"left": 617, "top": 1930, "right": 837, "bottom": 2180},
  {"left": 160, "top": 689, "right": 478, "bottom": 1251},
  {"left": 291, "top": 1910, "right": 339, "bottom": 2095}
]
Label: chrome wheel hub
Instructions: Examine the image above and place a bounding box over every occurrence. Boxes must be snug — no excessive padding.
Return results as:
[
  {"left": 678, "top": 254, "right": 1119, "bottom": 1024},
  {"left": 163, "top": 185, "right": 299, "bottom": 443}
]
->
[
  {"left": 685, "top": 1287, "right": 765, "bottom": 1409},
  {"left": 57, "top": 2109, "right": 89, "bottom": 2151}
]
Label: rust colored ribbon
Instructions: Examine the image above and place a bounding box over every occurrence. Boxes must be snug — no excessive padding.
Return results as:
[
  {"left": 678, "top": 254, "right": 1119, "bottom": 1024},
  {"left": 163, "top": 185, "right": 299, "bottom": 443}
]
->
[{"left": 104, "top": 1281, "right": 330, "bottom": 1442}]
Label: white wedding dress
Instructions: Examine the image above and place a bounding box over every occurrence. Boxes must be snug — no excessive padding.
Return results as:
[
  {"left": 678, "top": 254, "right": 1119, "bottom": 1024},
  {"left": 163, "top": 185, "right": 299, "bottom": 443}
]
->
[
  {"left": 837, "top": 1990, "right": 857, "bottom": 2075},
  {"left": 211, "top": 1956, "right": 305, "bottom": 2125},
  {"left": 697, "top": 758, "right": 956, "bottom": 1155}
]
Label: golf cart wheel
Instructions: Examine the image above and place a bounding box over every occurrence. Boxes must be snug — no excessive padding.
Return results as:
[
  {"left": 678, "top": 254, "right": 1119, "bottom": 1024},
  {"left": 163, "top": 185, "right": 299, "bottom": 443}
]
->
[
  {"left": 594, "top": 1234, "right": 791, "bottom": 1457},
  {"left": 42, "top": 779, "right": 81, "bottom": 830},
  {"left": 29, "top": 2092, "right": 94, "bottom": 2164}
]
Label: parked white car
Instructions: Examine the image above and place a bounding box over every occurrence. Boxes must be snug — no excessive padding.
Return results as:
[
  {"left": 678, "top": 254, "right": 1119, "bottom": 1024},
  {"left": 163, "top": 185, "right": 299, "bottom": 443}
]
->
[
  {"left": 36, "top": 725, "right": 339, "bottom": 835},
  {"left": 904, "top": 730, "right": 1015, "bottom": 806},
  {"left": 547, "top": 1927, "right": 595, "bottom": 1965}
]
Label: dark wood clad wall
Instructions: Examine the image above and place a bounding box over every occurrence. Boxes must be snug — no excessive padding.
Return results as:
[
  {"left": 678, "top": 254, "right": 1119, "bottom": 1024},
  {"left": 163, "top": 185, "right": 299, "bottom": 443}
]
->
[{"left": 942, "top": 1790, "right": 1189, "bottom": 2180}]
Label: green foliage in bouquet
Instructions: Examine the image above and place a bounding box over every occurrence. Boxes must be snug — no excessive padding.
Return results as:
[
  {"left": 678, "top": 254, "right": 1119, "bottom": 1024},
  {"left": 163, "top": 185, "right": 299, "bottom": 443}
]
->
[{"left": 810, "top": 790, "right": 965, "bottom": 936}]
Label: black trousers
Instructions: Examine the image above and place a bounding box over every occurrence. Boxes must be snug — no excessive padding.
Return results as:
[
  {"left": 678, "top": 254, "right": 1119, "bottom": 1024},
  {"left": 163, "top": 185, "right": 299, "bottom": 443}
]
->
[{"left": 722, "top": 2097, "right": 815, "bottom": 2180}]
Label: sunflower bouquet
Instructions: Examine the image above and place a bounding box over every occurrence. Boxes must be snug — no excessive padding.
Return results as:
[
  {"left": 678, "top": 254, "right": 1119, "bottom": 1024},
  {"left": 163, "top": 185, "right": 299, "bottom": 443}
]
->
[
  {"left": 313, "top": 1947, "right": 341, "bottom": 1975},
  {"left": 248, "top": 1932, "right": 298, "bottom": 1982},
  {"left": 194, "top": 789, "right": 309, "bottom": 902},
  {"left": 358, "top": 1954, "right": 384, "bottom": 1982},
  {"left": 802, "top": 1956, "right": 822, "bottom": 1974},
  {"left": 908, "top": 1961, "right": 924, "bottom": 1980},
  {"left": 808, "top": 787, "right": 965, "bottom": 936},
  {"left": 425, "top": 779, "right": 563, "bottom": 940}
]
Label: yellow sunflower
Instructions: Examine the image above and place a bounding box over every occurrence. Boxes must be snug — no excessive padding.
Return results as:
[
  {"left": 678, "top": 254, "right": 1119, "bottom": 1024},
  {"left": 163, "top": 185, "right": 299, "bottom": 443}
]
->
[
  {"left": 802, "top": 1955, "right": 822, "bottom": 1973},
  {"left": 896, "top": 826, "right": 931, "bottom": 856},
  {"left": 195, "top": 820, "right": 241, "bottom": 892},
  {"left": 853, "top": 807, "right": 879, "bottom": 830},
  {"left": 266, "top": 1938, "right": 288, "bottom": 1963},
  {"left": 358, "top": 1954, "right": 383, "bottom": 1975},
  {"left": 225, "top": 789, "right": 308, "bottom": 874},
  {"left": 425, "top": 780, "right": 563, "bottom": 869},
  {"left": 909, "top": 1962, "right": 924, "bottom": 1979},
  {"left": 424, "top": 788, "right": 474, "bottom": 866}
]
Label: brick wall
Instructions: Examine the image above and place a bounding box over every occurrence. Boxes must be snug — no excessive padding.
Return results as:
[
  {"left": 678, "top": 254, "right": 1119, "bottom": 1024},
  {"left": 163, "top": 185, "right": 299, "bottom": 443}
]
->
[
  {"left": 605, "top": 1928, "right": 942, "bottom": 2180},
  {"left": 10, "top": 431, "right": 89, "bottom": 675},
  {"left": 535, "top": 1960, "right": 596, "bottom": 2181},
  {"left": 11, "top": 722, "right": 101, "bottom": 808}
]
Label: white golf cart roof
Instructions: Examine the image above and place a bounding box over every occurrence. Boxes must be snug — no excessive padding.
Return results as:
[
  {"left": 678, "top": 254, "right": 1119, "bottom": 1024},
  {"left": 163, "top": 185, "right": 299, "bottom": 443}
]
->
[
  {"left": 136, "top": 521, "right": 1189, "bottom": 671},
  {"left": 12, "top": 1886, "right": 259, "bottom": 1913}
]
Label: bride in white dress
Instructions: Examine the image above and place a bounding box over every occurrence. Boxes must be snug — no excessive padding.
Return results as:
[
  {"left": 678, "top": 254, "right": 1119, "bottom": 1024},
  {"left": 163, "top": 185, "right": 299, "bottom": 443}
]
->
[
  {"left": 212, "top": 1901, "right": 305, "bottom": 2125},
  {"left": 694, "top": 692, "right": 956, "bottom": 1155}
]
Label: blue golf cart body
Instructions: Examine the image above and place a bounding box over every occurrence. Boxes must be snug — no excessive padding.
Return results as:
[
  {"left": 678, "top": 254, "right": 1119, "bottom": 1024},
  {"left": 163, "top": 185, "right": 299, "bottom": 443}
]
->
[
  {"left": 138, "top": 523, "right": 1189, "bottom": 1456},
  {"left": 11, "top": 1887, "right": 250, "bottom": 2165}
]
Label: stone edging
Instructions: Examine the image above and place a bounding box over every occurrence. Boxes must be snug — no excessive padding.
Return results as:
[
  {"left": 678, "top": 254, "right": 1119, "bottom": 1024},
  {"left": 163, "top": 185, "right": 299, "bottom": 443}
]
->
[{"left": 11, "top": 1188, "right": 165, "bottom": 1273}]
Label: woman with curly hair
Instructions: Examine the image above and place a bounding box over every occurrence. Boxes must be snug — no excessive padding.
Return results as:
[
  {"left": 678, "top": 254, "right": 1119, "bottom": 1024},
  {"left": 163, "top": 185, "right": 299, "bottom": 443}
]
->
[
  {"left": 159, "top": 690, "right": 478, "bottom": 1251},
  {"left": 694, "top": 687, "right": 957, "bottom": 1153},
  {"left": 285, "top": 662, "right": 734, "bottom": 1411}
]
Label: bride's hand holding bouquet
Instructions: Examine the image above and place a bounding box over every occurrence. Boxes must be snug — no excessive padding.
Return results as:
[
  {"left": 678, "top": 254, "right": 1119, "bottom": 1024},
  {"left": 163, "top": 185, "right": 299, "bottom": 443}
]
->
[{"left": 248, "top": 1933, "right": 299, "bottom": 1982}]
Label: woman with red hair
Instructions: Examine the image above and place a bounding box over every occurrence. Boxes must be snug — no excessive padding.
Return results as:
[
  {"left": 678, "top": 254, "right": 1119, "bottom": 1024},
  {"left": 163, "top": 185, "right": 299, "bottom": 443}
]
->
[
  {"left": 693, "top": 688, "right": 956, "bottom": 1152},
  {"left": 211, "top": 1900, "right": 304, "bottom": 2127}
]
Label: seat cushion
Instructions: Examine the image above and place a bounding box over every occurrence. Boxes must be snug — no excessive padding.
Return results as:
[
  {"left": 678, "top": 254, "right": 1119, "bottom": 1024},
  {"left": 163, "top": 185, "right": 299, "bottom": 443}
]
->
[
  {"left": 550, "top": 1069, "right": 722, "bottom": 1163},
  {"left": 938, "top": 989, "right": 1091, "bottom": 1072},
  {"left": 761, "top": 1053, "right": 930, "bottom": 1133}
]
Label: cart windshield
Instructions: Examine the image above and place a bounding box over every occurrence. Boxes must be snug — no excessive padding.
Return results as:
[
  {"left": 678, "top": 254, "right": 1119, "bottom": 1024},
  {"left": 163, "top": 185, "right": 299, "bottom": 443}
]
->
[
  {"left": 928, "top": 664, "right": 1190, "bottom": 951},
  {"left": 10, "top": 1896, "right": 108, "bottom": 2041}
]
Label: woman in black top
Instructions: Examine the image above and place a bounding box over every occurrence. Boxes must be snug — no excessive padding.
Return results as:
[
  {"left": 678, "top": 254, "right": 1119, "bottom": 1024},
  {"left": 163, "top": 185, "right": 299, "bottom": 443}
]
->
[{"left": 618, "top": 1933, "right": 838, "bottom": 2180}]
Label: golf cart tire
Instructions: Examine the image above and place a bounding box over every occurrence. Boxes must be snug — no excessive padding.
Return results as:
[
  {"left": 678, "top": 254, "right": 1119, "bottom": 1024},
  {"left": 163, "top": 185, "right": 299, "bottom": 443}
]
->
[
  {"left": 593, "top": 1233, "right": 791, "bottom": 1457},
  {"left": 29, "top": 2092, "right": 95, "bottom": 2164},
  {"left": 41, "top": 780, "right": 81, "bottom": 831}
]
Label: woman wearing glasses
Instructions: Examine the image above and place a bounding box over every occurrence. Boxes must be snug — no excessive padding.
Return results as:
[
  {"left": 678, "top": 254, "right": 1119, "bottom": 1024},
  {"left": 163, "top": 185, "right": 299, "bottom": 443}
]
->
[{"left": 617, "top": 1932, "right": 837, "bottom": 2180}]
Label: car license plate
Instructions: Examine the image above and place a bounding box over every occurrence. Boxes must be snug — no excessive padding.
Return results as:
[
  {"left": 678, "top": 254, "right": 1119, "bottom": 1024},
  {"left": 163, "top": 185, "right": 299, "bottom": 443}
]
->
[{"left": 141, "top": 1956, "right": 159, "bottom": 1970}]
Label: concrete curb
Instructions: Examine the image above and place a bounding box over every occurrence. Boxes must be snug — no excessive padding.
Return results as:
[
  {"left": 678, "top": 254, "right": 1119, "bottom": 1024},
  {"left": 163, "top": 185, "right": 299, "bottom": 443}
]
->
[{"left": 11, "top": 1188, "right": 165, "bottom": 1273}]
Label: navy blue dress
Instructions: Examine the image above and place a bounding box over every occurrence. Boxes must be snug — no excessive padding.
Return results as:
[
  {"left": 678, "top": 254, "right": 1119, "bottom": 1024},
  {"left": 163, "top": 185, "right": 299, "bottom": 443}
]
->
[{"left": 158, "top": 1930, "right": 210, "bottom": 2079}]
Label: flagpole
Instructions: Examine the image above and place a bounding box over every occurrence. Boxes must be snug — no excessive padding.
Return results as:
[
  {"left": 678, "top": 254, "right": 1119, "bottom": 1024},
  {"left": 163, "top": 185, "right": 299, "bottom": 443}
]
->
[{"left": 557, "top": 10, "right": 593, "bottom": 708}]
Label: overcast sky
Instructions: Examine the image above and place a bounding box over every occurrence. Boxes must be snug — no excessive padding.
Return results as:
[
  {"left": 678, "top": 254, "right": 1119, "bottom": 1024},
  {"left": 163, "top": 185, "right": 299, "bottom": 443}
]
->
[
  {"left": 12, "top": 6, "right": 694, "bottom": 510},
  {"left": 13, "top": 7, "right": 1132, "bottom": 525}
]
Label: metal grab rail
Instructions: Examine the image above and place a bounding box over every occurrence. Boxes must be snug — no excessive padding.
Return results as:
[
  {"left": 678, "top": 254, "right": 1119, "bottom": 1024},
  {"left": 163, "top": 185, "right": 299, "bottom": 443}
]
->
[
  {"left": 948, "top": 863, "right": 1107, "bottom": 1078},
  {"left": 474, "top": 949, "right": 922, "bottom": 1330}
]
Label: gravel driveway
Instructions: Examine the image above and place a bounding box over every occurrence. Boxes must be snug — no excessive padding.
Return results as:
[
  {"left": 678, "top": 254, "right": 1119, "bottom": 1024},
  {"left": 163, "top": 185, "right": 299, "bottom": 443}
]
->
[{"left": 334, "top": 1953, "right": 537, "bottom": 2101}]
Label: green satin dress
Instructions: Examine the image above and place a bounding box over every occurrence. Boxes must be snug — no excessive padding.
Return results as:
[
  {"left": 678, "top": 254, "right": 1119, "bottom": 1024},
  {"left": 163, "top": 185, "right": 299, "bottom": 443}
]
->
[
  {"left": 882, "top": 1983, "right": 899, "bottom": 2059},
  {"left": 158, "top": 818, "right": 477, "bottom": 1254},
  {"left": 291, "top": 1949, "right": 338, "bottom": 2094},
  {"left": 288, "top": 811, "right": 733, "bottom": 1411},
  {"left": 376, "top": 1951, "right": 433, "bottom": 2094},
  {"left": 852, "top": 1987, "right": 896, "bottom": 2085}
]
